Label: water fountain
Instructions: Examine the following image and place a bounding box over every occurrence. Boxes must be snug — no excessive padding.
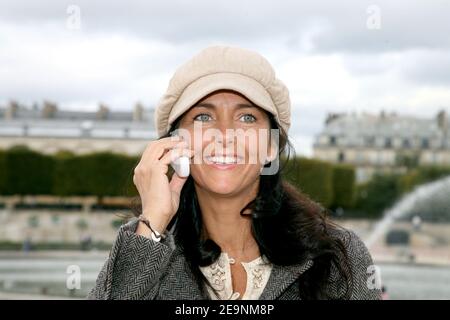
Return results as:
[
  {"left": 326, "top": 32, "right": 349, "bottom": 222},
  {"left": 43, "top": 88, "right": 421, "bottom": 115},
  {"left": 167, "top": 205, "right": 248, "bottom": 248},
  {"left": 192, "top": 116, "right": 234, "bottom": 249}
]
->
[{"left": 365, "top": 175, "right": 450, "bottom": 249}]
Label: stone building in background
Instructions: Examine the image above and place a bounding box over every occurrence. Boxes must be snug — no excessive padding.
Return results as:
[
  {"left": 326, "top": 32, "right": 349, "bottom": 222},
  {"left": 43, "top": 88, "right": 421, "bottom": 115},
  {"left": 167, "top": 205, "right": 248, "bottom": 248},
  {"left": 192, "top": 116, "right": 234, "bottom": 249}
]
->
[
  {"left": 0, "top": 100, "right": 156, "bottom": 155},
  {"left": 313, "top": 110, "right": 450, "bottom": 183}
]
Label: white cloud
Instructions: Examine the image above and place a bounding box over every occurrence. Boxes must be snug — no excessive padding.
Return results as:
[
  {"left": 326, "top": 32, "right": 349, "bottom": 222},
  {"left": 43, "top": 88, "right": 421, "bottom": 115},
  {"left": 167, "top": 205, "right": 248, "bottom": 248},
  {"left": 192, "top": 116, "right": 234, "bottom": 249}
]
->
[
  {"left": 0, "top": 21, "right": 183, "bottom": 109},
  {"left": 278, "top": 53, "right": 359, "bottom": 109},
  {"left": 0, "top": 1, "right": 449, "bottom": 157}
]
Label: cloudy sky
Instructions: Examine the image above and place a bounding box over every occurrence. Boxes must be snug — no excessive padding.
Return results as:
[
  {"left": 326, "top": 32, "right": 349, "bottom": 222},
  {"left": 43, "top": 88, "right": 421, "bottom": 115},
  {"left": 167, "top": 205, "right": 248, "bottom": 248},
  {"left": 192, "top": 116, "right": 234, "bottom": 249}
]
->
[{"left": 1, "top": 0, "right": 449, "bottom": 156}]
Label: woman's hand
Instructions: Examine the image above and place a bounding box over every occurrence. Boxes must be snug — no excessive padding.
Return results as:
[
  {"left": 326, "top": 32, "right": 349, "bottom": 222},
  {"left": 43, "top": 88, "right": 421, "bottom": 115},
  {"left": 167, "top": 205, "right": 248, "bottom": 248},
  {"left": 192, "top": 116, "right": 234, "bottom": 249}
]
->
[{"left": 133, "top": 136, "right": 194, "bottom": 235}]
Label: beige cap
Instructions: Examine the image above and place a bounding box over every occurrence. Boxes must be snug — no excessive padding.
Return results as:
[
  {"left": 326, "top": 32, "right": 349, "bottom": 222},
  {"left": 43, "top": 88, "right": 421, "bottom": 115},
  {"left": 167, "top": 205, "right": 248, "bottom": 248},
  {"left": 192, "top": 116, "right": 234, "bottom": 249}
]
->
[{"left": 154, "top": 45, "right": 291, "bottom": 137}]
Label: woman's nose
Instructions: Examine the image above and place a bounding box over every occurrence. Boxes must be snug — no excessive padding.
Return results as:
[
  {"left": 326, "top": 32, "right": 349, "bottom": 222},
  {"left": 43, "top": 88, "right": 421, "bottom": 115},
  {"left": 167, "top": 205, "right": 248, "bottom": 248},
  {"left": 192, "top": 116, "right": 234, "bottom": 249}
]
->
[{"left": 215, "top": 122, "right": 236, "bottom": 146}]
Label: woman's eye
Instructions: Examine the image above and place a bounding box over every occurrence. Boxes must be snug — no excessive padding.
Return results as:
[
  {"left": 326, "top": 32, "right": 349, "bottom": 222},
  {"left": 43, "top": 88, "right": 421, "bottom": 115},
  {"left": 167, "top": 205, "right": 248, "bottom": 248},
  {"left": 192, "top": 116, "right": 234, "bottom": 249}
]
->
[
  {"left": 240, "top": 114, "right": 257, "bottom": 123},
  {"left": 193, "top": 113, "right": 212, "bottom": 122}
]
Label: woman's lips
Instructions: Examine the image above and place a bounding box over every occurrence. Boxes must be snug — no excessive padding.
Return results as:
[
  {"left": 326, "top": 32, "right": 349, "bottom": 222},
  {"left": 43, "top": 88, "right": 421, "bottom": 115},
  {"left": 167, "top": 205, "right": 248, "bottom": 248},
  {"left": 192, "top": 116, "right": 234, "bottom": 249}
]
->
[
  {"left": 208, "top": 163, "right": 238, "bottom": 170},
  {"left": 204, "top": 155, "right": 243, "bottom": 170}
]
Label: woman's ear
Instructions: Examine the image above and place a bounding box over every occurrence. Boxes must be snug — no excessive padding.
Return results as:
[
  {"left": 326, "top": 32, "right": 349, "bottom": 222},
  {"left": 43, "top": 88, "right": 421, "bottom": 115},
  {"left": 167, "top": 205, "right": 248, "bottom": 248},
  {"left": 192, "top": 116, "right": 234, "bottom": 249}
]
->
[{"left": 265, "top": 136, "right": 278, "bottom": 164}]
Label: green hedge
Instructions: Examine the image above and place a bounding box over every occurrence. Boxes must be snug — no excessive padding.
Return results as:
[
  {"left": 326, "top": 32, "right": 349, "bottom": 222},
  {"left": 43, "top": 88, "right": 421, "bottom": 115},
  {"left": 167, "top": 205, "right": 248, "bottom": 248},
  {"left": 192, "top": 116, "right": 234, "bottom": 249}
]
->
[
  {"left": 346, "top": 165, "right": 450, "bottom": 219},
  {"left": 0, "top": 146, "right": 359, "bottom": 212},
  {"left": 1, "top": 146, "right": 55, "bottom": 195},
  {"left": 331, "top": 163, "right": 356, "bottom": 209},
  {"left": 0, "top": 149, "right": 6, "bottom": 194},
  {"left": 0, "top": 146, "right": 138, "bottom": 197},
  {"left": 353, "top": 173, "right": 403, "bottom": 218},
  {"left": 5, "top": 145, "right": 450, "bottom": 220},
  {"left": 282, "top": 156, "right": 334, "bottom": 208},
  {"left": 398, "top": 165, "right": 450, "bottom": 193},
  {"left": 53, "top": 152, "right": 138, "bottom": 197}
]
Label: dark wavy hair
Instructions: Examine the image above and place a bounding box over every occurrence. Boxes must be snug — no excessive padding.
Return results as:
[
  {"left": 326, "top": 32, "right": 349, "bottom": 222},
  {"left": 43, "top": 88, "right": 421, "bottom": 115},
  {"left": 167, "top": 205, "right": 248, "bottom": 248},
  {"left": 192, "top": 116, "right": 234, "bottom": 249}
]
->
[{"left": 129, "top": 109, "right": 353, "bottom": 300}]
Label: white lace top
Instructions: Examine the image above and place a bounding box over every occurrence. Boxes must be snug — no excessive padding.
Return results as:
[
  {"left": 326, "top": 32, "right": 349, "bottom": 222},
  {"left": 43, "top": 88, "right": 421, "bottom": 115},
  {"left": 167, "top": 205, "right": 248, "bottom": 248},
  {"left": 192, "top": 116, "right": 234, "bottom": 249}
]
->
[{"left": 199, "top": 252, "right": 273, "bottom": 300}]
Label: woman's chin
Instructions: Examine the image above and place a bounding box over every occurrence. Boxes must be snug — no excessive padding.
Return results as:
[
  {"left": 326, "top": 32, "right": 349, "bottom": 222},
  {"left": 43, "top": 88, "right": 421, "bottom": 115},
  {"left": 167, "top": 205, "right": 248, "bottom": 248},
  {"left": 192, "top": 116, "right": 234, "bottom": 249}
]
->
[
  {"left": 191, "top": 164, "right": 259, "bottom": 195},
  {"left": 193, "top": 172, "right": 242, "bottom": 195},
  {"left": 205, "top": 177, "right": 241, "bottom": 195}
]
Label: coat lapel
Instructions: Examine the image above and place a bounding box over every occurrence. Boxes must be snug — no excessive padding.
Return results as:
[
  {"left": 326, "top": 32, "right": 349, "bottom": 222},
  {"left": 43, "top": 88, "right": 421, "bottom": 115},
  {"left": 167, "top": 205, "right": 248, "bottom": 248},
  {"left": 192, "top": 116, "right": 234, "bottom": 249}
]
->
[
  {"left": 172, "top": 248, "right": 314, "bottom": 300},
  {"left": 259, "top": 259, "right": 314, "bottom": 300},
  {"left": 163, "top": 248, "right": 211, "bottom": 300}
]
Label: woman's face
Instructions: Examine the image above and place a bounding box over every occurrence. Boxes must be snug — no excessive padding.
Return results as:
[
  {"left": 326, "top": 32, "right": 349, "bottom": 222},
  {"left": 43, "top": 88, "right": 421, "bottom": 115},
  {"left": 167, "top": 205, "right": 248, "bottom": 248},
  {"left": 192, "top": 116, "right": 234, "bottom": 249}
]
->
[{"left": 177, "top": 90, "right": 274, "bottom": 196}]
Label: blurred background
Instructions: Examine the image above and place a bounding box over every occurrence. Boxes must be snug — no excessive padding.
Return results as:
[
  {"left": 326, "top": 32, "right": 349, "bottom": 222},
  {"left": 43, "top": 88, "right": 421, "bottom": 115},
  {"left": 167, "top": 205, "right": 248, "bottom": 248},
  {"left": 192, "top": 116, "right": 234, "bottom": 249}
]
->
[{"left": 0, "top": 0, "right": 449, "bottom": 299}]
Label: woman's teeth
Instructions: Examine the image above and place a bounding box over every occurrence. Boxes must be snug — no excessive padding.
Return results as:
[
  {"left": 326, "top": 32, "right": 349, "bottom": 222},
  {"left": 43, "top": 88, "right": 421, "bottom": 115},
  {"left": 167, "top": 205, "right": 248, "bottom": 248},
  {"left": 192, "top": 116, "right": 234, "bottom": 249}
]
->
[{"left": 207, "top": 156, "right": 239, "bottom": 164}]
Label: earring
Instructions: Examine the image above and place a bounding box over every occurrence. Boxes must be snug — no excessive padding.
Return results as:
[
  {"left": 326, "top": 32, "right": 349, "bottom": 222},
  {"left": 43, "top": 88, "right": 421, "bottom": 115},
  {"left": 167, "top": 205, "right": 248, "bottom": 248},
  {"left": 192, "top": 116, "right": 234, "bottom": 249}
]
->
[
  {"left": 264, "top": 155, "right": 274, "bottom": 165},
  {"left": 260, "top": 158, "right": 270, "bottom": 174}
]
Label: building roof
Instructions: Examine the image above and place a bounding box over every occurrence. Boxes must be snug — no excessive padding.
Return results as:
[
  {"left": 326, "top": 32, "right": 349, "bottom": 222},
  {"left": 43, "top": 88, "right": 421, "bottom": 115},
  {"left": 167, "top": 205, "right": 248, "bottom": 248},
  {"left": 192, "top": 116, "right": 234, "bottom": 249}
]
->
[
  {"left": 315, "top": 110, "right": 450, "bottom": 149},
  {"left": 322, "top": 112, "right": 443, "bottom": 138},
  {"left": 0, "top": 104, "right": 156, "bottom": 140}
]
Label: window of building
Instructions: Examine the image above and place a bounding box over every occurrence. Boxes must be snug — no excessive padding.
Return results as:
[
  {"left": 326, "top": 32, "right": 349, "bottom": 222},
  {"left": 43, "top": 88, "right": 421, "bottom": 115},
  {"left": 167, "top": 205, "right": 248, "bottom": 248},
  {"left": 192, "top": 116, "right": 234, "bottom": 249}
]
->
[
  {"left": 385, "top": 137, "right": 392, "bottom": 148},
  {"left": 402, "top": 138, "right": 411, "bottom": 148},
  {"left": 365, "top": 136, "right": 375, "bottom": 147},
  {"left": 329, "top": 135, "right": 336, "bottom": 146}
]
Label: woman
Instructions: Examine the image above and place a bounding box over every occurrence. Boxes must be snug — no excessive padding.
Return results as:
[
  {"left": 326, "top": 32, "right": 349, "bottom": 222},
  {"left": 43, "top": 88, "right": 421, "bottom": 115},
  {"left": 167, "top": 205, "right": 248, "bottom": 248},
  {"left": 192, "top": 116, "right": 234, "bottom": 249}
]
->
[{"left": 88, "top": 45, "right": 381, "bottom": 300}]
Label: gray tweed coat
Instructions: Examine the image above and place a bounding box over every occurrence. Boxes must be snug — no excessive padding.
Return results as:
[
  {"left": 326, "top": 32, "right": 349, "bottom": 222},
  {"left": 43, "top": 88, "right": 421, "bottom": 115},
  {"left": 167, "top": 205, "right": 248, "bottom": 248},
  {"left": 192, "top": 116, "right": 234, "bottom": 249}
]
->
[{"left": 87, "top": 218, "right": 381, "bottom": 300}]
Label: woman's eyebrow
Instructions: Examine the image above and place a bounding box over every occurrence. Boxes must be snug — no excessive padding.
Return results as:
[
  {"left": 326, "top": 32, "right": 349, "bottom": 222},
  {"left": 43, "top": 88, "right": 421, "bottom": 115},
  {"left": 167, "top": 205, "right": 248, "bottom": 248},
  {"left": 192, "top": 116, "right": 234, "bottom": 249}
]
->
[{"left": 194, "top": 102, "right": 257, "bottom": 110}]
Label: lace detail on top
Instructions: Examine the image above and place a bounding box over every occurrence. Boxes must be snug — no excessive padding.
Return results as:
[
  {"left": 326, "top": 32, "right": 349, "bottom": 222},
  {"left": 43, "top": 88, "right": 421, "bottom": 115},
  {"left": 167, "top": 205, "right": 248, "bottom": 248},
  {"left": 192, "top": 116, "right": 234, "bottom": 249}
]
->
[{"left": 199, "top": 252, "right": 273, "bottom": 300}]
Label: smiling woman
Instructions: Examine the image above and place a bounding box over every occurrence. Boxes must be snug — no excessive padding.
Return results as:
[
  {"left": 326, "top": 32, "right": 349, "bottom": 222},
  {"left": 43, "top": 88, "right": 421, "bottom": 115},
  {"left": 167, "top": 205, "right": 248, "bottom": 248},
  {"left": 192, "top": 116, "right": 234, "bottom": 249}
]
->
[
  {"left": 88, "top": 45, "right": 381, "bottom": 300},
  {"left": 175, "top": 90, "right": 274, "bottom": 198}
]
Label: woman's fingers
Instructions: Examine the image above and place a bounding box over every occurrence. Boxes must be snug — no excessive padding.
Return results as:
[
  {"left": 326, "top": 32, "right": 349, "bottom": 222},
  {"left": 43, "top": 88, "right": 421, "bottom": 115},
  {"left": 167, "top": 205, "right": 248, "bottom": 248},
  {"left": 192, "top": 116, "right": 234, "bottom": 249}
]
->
[
  {"left": 141, "top": 136, "right": 186, "bottom": 164},
  {"left": 159, "top": 147, "right": 194, "bottom": 166},
  {"left": 169, "top": 171, "right": 189, "bottom": 196}
]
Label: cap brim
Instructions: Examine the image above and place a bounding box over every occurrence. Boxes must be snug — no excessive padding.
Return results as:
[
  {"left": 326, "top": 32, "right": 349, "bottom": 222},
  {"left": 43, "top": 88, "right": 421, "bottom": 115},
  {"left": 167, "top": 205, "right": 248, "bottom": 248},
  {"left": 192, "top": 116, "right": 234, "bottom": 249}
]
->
[{"left": 167, "top": 72, "right": 277, "bottom": 130}]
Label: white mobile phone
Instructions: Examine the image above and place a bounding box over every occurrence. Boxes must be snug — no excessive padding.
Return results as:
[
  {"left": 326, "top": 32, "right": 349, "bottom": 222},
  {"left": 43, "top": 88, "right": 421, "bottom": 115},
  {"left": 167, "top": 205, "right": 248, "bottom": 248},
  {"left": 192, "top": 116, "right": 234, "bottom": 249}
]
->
[
  {"left": 171, "top": 155, "right": 190, "bottom": 178},
  {"left": 170, "top": 130, "right": 190, "bottom": 177}
]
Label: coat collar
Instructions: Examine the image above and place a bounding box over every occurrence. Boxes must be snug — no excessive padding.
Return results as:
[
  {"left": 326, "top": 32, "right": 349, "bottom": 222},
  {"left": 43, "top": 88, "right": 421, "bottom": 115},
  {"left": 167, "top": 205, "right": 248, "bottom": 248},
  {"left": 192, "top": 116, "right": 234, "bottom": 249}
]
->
[
  {"left": 171, "top": 247, "right": 314, "bottom": 300},
  {"left": 259, "top": 259, "right": 314, "bottom": 300}
]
